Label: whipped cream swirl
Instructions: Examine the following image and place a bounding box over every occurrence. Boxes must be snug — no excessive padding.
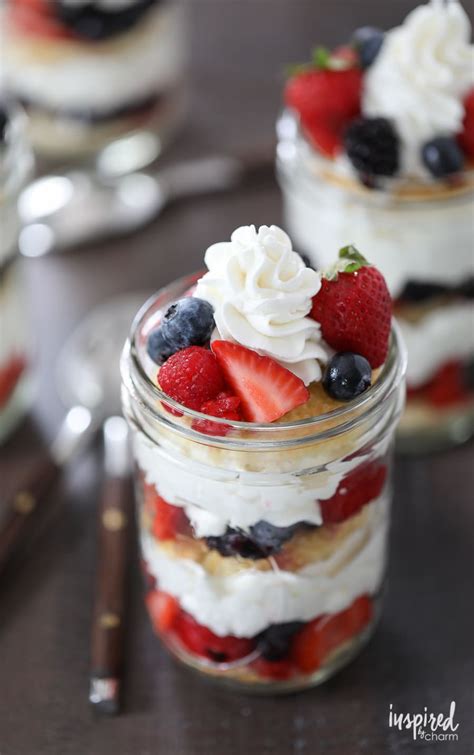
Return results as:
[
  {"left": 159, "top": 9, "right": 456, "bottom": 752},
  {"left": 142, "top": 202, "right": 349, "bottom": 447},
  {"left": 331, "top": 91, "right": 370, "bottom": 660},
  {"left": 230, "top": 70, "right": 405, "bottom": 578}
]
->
[
  {"left": 194, "top": 225, "right": 328, "bottom": 384},
  {"left": 363, "top": 0, "right": 474, "bottom": 178}
]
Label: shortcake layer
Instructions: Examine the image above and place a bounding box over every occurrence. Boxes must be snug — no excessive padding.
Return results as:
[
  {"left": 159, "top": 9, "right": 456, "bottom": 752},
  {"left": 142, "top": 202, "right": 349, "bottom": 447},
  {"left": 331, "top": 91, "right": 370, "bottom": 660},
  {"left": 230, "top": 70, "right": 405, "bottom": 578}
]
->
[{"left": 141, "top": 493, "right": 389, "bottom": 637}]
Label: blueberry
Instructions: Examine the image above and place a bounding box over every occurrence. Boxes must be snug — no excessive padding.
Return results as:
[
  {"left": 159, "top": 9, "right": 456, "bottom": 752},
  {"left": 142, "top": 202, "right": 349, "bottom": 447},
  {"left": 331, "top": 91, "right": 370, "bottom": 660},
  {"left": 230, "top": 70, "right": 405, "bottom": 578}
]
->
[
  {"left": 422, "top": 137, "right": 465, "bottom": 178},
  {"left": 257, "top": 622, "right": 304, "bottom": 661},
  {"left": 161, "top": 297, "right": 215, "bottom": 352},
  {"left": 323, "top": 352, "right": 372, "bottom": 401},
  {"left": 351, "top": 27, "right": 384, "bottom": 68},
  {"left": 206, "top": 521, "right": 312, "bottom": 559},
  {"left": 146, "top": 327, "right": 175, "bottom": 366}
]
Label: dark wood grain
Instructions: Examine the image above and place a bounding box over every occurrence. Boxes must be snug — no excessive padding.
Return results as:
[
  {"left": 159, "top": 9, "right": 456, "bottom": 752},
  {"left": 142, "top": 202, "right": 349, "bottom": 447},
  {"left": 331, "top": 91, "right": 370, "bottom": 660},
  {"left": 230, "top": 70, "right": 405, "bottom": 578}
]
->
[{"left": 0, "top": 1, "right": 473, "bottom": 753}]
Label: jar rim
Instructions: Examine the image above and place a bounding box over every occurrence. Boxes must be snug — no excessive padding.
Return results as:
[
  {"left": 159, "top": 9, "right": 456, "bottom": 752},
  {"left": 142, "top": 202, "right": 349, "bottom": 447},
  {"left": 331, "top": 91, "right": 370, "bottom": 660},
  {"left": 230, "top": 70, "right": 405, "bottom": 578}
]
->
[{"left": 121, "top": 271, "right": 407, "bottom": 449}]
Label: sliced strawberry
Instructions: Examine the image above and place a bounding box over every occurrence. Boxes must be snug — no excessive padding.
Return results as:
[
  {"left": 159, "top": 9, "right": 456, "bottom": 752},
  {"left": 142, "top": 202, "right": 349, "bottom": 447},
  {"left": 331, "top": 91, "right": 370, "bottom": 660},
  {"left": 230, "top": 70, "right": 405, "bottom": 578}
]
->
[
  {"left": 0, "top": 355, "right": 26, "bottom": 408},
  {"left": 143, "top": 483, "right": 188, "bottom": 540},
  {"left": 320, "top": 461, "right": 387, "bottom": 524},
  {"left": 146, "top": 590, "right": 180, "bottom": 634},
  {"left": 310, "top": 246, "right": 392, "bottom": 368},
  {"left": 192, "top": 392, "right": 242, "bottom": 436},
  {"left": 9, "top": 0, "right": 74, "bottom": 40},
  {"left": 175, "top": 611, "right": 256, "bottom": 663},
  {"left": 458, "top": 88, "right": 474, "bottom": 160},
  {"left": 408, "top": 360, "right": 471, "bottom": 408},
  {"left": 252, "top": 657, "right": 295, "bottom": 681},
  {"left": 211, "top": 341, "right": 309, "bottom": 422},
  {"left": 290, "top": 595, "right": 373, "bottom": 673}
]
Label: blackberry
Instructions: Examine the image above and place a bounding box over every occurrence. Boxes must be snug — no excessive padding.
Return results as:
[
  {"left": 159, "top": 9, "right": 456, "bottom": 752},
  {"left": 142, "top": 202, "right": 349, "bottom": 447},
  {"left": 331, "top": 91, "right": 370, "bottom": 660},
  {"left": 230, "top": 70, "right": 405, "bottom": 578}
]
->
[
  {"left": 344, "top": 117, "right": 400, "bottom": 182},
  {"left": 206, "top": 521, "right": 312, "bottom": 559},
  {"left": 55, "top": 0, "right": 157, "bottom": 41},
  {"left": 257, "top": 622, "right": 304, "bottom": 661}
]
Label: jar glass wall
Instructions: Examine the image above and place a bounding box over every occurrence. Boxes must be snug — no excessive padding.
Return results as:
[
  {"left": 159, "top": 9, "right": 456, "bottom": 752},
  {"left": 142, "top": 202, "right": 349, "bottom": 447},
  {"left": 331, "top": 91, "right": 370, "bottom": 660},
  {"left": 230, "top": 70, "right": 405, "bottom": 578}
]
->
[
  {"left": 277, "top": 112, "right": 474, "bottom": 453},
  {"left": 121, "top": 273, "right": 406, "bottom": 693},
  {"left": 3, "top": 1, "right": 187, "bottom": 169},
  {"left": 0, "top": 103, "right": 34, "bottom": 442}
]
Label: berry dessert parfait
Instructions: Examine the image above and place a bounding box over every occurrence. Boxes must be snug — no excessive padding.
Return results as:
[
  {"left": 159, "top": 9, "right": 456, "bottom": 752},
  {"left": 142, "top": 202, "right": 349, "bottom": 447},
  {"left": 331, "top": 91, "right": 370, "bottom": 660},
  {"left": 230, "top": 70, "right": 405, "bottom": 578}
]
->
[
  {"left": 0, "top": 101, "right": 34, "bottom": 442},
  {"left": 121, "top": 224, "right": 406, "bottom": 692},
  {"left": 277, "top": 0, "right": 474, "bottom": 451},
  {"left": 2, "top": 0, "right": 186, "bottom": 162}
]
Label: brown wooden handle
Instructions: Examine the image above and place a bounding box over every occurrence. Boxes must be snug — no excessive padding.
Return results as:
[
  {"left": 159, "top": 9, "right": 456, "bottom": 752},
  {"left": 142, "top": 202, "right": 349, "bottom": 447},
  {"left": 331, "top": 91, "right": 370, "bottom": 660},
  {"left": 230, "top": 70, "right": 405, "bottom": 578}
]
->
[
  {"left": 89, "top": 474, "right": 132, "bottom": 715},
  {"left": 0, "top": 453, "right": 60, "bottom": 575}
]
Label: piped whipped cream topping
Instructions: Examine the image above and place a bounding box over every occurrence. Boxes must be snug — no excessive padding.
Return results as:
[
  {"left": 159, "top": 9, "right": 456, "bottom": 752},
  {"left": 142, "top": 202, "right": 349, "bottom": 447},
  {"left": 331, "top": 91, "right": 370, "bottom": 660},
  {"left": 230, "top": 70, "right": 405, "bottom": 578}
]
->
[
  {"left": 363, "top": 0, "right": 474, "bottom": 178},
  {"left": 194, "top": 225, "right": 329, "bottom": 385}
]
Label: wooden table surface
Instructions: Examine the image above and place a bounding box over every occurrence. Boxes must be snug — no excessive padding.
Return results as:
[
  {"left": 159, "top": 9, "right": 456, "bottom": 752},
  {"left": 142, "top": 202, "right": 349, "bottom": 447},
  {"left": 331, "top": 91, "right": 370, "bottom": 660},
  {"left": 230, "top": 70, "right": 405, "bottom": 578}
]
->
[{"left": 1, "top": 2, "right": 474, "bottom": 753}]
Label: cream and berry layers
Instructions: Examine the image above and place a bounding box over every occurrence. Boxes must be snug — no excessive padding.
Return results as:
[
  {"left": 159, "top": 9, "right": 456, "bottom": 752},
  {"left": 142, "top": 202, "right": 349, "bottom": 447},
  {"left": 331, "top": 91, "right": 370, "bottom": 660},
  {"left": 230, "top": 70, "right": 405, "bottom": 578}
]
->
[
  {"left": 278, "top": 0, "right": 474, "bottom": 415},
  {"left": 3, "top": 1, "right": 185, "bottom": 155},
  {"left": 128, "top": 224, "right": 398, "bottom": 682}
]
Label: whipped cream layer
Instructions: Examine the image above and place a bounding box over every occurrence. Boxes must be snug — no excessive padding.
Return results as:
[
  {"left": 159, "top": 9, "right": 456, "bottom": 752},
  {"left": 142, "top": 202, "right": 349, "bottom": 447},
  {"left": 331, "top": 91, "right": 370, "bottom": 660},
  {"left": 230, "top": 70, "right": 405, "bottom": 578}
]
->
[
  {"left": 5, "top": 4, "right": 185, "bottom": 112},
  {"left": 134, "top": 430, "right": 388, "bottom": 536},
  {"left": 279, "top": 143, "right": 474, "bottom": 297},
  {"left": 194, "top": 225, "right": 329, "bottom": 385},
  {"left": 142, "top": 494, "right": 388, "bottom": 637},
  {"left": 363, "top": 0, "right": 474, "bottom": 179},
  {"left": 400, "top": 302, "right": 474, "bottom": 387}
]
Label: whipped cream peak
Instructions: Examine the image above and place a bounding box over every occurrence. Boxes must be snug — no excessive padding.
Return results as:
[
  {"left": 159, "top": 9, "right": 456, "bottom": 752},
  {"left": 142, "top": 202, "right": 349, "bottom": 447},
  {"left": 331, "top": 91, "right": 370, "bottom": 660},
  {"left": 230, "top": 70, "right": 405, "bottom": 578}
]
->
[
  {"left": 363, "top": 0, "right": 474, "bottom": 178},
  {"left": 194, "top": 225, "right": 329, "bottom": 385}
]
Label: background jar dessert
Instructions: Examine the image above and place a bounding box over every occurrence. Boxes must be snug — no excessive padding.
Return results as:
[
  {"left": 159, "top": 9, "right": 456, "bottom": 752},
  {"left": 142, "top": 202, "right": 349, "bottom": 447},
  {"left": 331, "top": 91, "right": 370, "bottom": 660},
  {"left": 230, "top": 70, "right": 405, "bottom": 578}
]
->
[
  {"left": 2, "top": 0, "right": 187, "bottom": 165},
  {"left": 121, "top": 273, "right": 406, "bottom": 693},
  {"left": 0, "top": 101, "right": 34, "bottom": 442},
  {"left": 276, "top": 113, "right": 474, "bottom": 452}
]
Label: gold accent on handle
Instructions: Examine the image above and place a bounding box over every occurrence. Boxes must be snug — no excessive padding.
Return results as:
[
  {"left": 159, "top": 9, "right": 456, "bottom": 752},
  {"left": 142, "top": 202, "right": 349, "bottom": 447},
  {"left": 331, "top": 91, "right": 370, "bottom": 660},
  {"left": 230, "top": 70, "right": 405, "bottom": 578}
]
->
[
  {"left": 13, "top": 491, "right": 36, "bottom": 515},
  {"left": 99, "top": 613, "right": 121, "bottom": 629},
  {"left": 102, "top": 508, "right": 126, "bottom": 532}
]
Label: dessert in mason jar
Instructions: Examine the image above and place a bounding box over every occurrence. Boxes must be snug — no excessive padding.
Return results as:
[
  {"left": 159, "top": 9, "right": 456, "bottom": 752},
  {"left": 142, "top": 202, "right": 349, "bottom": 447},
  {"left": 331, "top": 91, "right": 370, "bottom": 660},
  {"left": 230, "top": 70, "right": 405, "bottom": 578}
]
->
[
  {"left": 3, "top": 0, "right": 186, "bottom": 160},
  {"left": 0, "top": 101, "right": 34, "bottom": 442},
  {"left": 277, "top": 0, "right": 474, "bottom": 450},
  {"left": 121, "top": 224, "right": 406, "bottom": 691}
]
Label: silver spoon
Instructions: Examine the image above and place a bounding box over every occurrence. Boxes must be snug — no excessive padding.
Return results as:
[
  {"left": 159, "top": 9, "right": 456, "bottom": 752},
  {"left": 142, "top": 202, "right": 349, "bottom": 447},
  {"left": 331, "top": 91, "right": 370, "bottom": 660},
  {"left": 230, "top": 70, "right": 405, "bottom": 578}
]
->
[
  {"left": 17, "top": 150, "right": 272, "bottom": 257},
  {"left": 0, "top": 291, "right": 147, "bottom": 573}
]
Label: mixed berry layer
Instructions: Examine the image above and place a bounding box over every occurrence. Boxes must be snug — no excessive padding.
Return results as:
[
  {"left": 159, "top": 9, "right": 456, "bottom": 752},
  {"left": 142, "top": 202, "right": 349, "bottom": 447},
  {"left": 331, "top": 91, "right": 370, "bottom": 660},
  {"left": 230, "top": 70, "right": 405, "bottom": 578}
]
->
[{"left": 144, "top": 585, "right": 375, "bottom": 681}]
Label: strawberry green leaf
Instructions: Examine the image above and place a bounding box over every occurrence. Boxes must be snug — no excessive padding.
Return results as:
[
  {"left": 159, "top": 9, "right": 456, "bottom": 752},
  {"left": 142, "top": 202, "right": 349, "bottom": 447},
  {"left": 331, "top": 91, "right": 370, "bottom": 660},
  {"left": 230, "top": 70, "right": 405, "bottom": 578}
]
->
[
  {"left": 338, "top": 245, "right": 369, "bottom": 272},
  {"left": 312, "top": 46, "right": 332, "bottom": 69}
]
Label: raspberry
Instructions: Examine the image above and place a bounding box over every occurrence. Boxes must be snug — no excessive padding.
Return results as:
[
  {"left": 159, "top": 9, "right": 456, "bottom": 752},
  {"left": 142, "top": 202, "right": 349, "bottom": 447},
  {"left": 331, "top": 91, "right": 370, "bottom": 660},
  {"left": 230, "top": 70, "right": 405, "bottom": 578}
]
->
[
  {"left": 191, "top": 392, "right": 242, "bottom": 436},
  {"left": 158, "top": 346, "right": 226, "bottom": 411}
]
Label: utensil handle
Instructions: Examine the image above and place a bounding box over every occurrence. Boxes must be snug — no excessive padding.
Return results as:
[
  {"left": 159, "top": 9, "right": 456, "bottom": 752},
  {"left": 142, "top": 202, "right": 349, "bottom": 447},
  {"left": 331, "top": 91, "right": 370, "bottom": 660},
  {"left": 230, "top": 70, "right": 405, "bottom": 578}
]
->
[
  {"left": 0, "top": 453, "right": 60, "bottom": 575},
  {"left": 89, "top": 474, "right": 132, "bottom": 715}
]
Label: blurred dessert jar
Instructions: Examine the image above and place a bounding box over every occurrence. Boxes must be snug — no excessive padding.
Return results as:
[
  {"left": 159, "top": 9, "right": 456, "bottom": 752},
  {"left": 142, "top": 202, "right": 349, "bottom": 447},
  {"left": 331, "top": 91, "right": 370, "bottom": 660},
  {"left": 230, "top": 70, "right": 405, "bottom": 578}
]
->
[
  {"left": 121, "top": 225, "right": 406, "bottom": 692},
  {"left": 0, "top": 101, "right": 34, "bottom": 442},
  {"left": 277, "top": 0, "right": 474, "bottom": 450},
  {"left": 3, "top": 1, "right": 186, "bottom": 161}
]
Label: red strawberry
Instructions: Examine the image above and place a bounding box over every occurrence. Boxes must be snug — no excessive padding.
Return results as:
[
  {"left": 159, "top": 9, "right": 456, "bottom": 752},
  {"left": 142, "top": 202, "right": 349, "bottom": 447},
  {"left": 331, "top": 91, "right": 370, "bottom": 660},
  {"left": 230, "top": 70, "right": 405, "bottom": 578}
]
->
[
  {"left": 320, "top": 460, "right": 387, "bottom": 524},
  {"left": 146, "top": 590, "right": 180, "bottom": 634},
  {"left": 143, "top": 484, "right": 188, "bottom": 540},
  {"left": 0, "top": 355, "right": 26, "bottom": 408},
  {"left": 408, "top": 360, "right": 471, "bottom": 408},
  {"left": 285, "top": 68, "right": 362, "bottom": 157},
  {"left": 192, "top": 392, "right": 242, "bottom": 436},
  {"left": 175, "top": 611, "right": 256, "bottom": 663},
  {"left": 158, "top": 346, "right": 226, "bottom": 411},
  {"left": 310, "top": 246, "right": 392, "bottom": 368},
  {"left": 252, "top": 657, "right": 294, "bottom": 681},
  {"left": 211, "top": 341, "right": 309, "bottom": 422},
  {"left": 458, "top": 88, "right": 474, "bottom": 160},
  {"left": 9, "top": 0, "right": 73, "bottom": 40},
  {"left": 290, "top": 595, "right": 373, "bottom": 673}
]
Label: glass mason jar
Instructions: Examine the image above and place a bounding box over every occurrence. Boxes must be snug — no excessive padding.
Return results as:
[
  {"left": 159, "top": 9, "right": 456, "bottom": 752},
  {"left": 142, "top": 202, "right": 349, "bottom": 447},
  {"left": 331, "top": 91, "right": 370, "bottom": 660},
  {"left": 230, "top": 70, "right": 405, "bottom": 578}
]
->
[
  {"left": 0, "top": 101, "right": 35, "bottom": 442},
  {"left": 276, "top": 111, "right": 474, "bottom": 453},
  {"left": 2, "top": 1, "right": 187, "bottom": 171},
  {"left": 121, "top": 272, "right": 406, "bottom": 693}
]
